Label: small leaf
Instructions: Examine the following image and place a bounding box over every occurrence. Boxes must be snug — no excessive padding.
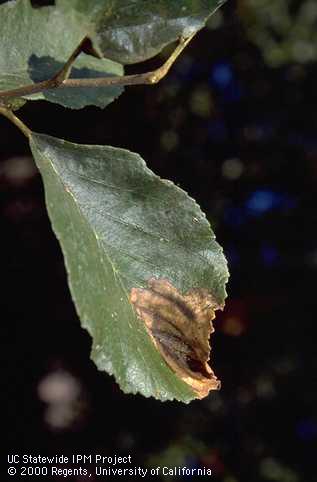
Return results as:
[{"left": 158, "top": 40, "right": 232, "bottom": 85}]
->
[
  {"left": 29, "top": 133, "right": 228, "bottom": 402},
  {"left": 60, "top": 0, "right": 227, "bottom": 64},
  {"left": 0, "top": 0, "right": 123, "bottom": 109}
]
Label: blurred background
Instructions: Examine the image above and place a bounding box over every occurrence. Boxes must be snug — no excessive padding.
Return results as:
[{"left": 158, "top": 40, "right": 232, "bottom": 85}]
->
[{"left": 1, "top": 0, "right": 316, "bottom": 481}]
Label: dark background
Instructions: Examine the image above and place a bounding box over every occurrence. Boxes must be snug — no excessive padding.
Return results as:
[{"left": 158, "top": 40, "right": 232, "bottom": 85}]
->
[{"left": 1, "top": 1, "right": 316, "bottom": 481}]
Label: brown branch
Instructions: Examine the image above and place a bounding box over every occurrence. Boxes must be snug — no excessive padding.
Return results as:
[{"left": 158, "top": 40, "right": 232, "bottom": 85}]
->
[{"left": 0, "top": 33, "right": 196, "bottom": 100}]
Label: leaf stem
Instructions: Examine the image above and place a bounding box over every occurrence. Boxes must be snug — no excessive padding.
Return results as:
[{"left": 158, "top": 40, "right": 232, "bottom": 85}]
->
[
  {"left": 0, "top": 33, "right": 196, "bottom": 99},
  {"left": 60, "top": 32, "right": 195, "bottom": 88},
  {"left": 0, "top": 105, "right": 31, "bottom": 138}
]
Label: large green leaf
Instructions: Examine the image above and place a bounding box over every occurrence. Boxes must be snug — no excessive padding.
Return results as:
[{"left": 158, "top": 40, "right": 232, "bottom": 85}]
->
[
  {"left": 29, "top": 132, "right": 228, "bottom": 402},
  {"left": 0, "top": 0, "right": 123, "bottom": 109},
  {"left": 60, "top": 0, "right": 227, "bottom": 64}
]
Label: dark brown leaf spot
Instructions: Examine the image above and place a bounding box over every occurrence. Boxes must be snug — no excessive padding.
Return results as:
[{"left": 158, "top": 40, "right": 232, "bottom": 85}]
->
[{"left": 130, "top": 278, "right": 221, "bottom": 399}]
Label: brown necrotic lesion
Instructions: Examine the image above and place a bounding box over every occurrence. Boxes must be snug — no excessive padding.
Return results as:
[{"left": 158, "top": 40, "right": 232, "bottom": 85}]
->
[{"left": 130, "top": 278, "right": 221, "bottom": 399}]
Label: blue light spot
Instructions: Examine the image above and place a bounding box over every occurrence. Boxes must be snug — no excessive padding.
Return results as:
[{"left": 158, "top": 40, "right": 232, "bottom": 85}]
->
[
  {"left": 245, "top": 190, "right": 297, "bottom": 216},
  {"left": 246, "top": 190, "right": 279, "bottom": 215},
  {"left": 211, "top": 62, "right": 233, "bottom": 88}
]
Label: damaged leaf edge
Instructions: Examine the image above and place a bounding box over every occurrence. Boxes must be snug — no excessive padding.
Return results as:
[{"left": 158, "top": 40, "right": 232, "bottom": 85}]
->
[{"left": 130, "top": 277, "right": 224, "bottom": 400}]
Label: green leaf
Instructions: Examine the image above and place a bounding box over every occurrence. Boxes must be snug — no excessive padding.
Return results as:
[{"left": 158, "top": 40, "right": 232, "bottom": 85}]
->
[
  {"left": 0, "top": 0, "right": 123, "bottom": 109},
  {"left": 60, "top": 0, "right": 227, "bottom": 64},
  {"left": 29, "top": 132, "right": 228, "bottom": 402}
]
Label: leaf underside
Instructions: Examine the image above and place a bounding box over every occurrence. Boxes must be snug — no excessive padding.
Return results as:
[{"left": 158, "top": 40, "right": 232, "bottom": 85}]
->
[{"left": 30, "top": 132, "right": 228, "bottom": 402}]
